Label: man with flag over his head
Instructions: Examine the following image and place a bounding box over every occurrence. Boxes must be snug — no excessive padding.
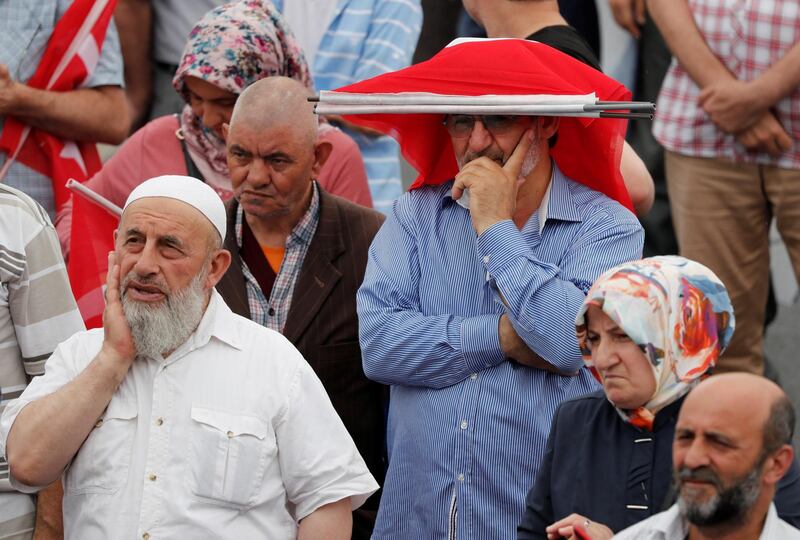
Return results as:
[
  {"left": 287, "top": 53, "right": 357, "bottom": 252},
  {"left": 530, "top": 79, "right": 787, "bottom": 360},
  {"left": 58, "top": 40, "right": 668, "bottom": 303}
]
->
[{"left": 349, "top": 39, "right": 645, "bottom": 537}]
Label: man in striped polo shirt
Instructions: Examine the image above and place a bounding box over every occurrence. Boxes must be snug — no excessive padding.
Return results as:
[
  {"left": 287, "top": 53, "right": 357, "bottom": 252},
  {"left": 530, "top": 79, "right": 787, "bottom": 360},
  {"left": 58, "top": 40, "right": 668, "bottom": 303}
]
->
[{"left": 0, "top": 184, "right": 85, "bottom": 539}]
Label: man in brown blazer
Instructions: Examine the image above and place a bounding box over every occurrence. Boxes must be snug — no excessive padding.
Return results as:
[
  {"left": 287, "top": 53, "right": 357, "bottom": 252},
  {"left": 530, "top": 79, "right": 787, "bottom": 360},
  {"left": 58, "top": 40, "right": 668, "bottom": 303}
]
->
[{"left": 215, "top": 77, "right": 386, "bottom": 539}]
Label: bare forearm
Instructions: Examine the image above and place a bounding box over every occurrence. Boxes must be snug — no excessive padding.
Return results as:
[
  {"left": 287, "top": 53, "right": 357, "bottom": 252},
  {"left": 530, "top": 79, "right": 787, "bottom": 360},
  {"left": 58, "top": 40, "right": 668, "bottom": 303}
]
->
[
  {"left": 33, "top": 480, "right": 64, "bottom": 540},
  {"left": 10, "top": 84, "right": 130, "bottom": 144},
  {"left": 115, "top": 0, "right": 153, "bottom": 129},
  {"left": 297, "top": 498, "right": 352, "bottom": 540},
  {"left": 620, "top": 140, "right": 654, "bottom": 216},
  {"left": 646, "top": 0, "right": 732, "bottom": 88},
  {"left": 7, "top": 350, "right": 131, "bottom": 486},
  {"left": 755, "top": 41, "right": 800, "bottom": 106}
]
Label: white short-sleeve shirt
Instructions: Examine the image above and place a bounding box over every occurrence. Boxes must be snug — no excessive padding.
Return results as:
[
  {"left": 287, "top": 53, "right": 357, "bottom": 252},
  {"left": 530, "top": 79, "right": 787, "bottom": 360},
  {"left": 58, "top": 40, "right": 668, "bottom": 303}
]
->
[{"left": 0, "top": 291, "right": 378, "bottom": 540}]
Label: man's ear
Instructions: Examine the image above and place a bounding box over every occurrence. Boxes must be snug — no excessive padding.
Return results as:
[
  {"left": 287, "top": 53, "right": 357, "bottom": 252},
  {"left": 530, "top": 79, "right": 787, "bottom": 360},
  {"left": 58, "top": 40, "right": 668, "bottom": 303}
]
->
[
  {"left": 538, "top": 116, "right": 560, "bottom": 140},
  {"left": 205, "top": 248, "right": 232, "bottom": 290},
  {"left": 221, "top": 123, "right": 230, "bottom": 142},
  {"left": 762, "top": 444, "right": 794, "bottom": 487},
  {"left": 311, "top": 140, "right": 334, "bottom": 179}
]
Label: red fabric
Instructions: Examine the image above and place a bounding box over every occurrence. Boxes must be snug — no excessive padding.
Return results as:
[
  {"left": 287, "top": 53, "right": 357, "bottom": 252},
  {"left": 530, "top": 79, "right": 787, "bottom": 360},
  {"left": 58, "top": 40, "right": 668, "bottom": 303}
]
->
[
  {"left": 336, "top": 39, "right": 634, "bottom": 210},
  {"left": 0, "top": 0, "right": 116, "bottom": 211},
  {"left": 68, "top": 194, "right": 118, "bottom": 329},
  {"left": 0, "top": 0, "right": 119, "bottom": 328}
]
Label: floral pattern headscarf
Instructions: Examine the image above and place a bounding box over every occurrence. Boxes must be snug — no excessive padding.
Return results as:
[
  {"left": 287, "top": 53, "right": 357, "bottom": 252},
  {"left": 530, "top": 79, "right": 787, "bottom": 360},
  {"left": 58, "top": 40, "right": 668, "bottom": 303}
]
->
[
  {"left": 575, "top": 256, "right": 735, "bottom": 430},
  {"left": 172, "top": 0, "right": 313, "bottom": 177}
]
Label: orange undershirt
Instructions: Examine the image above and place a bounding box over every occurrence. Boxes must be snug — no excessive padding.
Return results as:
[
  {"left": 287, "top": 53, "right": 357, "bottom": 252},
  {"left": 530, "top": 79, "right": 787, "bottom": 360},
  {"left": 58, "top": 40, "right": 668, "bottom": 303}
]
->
[{"left": 261, "top": 245, "right": 285, "bottom": 274}]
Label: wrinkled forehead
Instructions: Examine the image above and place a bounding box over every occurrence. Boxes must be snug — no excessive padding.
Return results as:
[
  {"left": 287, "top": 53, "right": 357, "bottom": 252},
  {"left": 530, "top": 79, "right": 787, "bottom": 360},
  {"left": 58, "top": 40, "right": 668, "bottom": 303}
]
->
[{"left": 120, "top": 197, "right": 215, "bottom": 240}]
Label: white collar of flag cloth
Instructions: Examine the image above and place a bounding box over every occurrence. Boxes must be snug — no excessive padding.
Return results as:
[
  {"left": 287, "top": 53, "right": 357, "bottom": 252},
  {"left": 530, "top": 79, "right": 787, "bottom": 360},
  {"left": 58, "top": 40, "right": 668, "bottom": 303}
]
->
[{"left": 312, "top": 38, "right": 656, "bottom": 213}]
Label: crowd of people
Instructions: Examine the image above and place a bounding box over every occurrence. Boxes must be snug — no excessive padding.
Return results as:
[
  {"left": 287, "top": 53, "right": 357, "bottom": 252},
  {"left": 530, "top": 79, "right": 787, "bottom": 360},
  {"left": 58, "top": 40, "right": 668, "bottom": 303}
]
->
[{"left": 0, "top": 0, "right": 798, "bottom": 539}]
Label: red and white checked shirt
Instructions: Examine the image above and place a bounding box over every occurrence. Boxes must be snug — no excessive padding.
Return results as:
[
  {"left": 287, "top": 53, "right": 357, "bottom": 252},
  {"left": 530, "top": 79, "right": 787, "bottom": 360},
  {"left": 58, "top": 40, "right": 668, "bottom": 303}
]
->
[{"left": 654, "top": 0, "right": 800, "bottom": 169}]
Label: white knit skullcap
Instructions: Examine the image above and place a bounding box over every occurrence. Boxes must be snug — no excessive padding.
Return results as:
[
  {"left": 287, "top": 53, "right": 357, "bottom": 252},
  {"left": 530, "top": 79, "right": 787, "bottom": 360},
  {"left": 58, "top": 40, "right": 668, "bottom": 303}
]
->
[{"left": 123, "top": 175, "right": 226, "bottom": 240}]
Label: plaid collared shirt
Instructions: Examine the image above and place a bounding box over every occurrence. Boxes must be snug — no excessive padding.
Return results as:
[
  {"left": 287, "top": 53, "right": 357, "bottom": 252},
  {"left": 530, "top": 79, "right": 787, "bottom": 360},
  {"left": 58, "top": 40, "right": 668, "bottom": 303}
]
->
[
  {"left": 653, "top": 0, "right": 800, "bottom": 169},
  {"left": 236, "top": 182, "right": 320, "bottom": 333}
]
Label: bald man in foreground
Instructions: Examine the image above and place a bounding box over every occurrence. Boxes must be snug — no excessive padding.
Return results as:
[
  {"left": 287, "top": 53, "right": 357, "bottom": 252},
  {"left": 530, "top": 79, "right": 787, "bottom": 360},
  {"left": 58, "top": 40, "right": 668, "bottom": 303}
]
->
[
  {"left": 0, "top": 176, "right": 378, "bottom": 539},
  {"left": 615, "top": 373, "right": 800, "bottom": 539},
  {"left": 216, "top": 77, "right": 386, "bottom": 539}
]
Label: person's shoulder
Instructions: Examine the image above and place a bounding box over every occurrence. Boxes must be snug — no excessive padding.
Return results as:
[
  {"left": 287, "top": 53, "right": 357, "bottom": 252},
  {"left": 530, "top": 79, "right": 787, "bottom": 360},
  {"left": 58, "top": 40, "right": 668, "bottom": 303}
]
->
[
  {"left": 614, "top": 505, "right": 681, "bottom": 539},
  {"left": 322, "top": 188, "right": 384, "bottom": 227},
  {"left": 396, "top": 181, "right": 452, "bottom": 212},
  {"left": 554, "top": 389, "right": 609, "bottom": 422},
  {"left": 562, "top": 176, "right": 640, "bottom": 230},
  {"left": 528, "top": 25, "right": 601, "bottom": 71},
  {"left": 0, "top": 184, "right": 52, "bottom": 226},
  {"left": 141, "top": 114, "right": 182, "bottom": 139}
]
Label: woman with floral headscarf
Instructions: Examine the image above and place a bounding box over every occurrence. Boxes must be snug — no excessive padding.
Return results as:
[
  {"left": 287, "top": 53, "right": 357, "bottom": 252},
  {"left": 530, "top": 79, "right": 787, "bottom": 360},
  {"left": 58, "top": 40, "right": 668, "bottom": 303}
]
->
[
  {"left": 56, "top": 0, "right": 371, "bottom": 254},
  {"left": 517, "top": 256, "right": 800, "bottom": 540}
]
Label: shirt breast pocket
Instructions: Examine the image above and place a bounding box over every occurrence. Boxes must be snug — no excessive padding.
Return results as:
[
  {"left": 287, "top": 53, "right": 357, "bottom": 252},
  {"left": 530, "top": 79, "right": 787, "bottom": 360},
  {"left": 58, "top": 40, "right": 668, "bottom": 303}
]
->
[
  {"left": 64, "top": 399, "right": 137, "bottom": 495},
  {"left": 189, "top": 406, "right": 273, "bottom": 509}
]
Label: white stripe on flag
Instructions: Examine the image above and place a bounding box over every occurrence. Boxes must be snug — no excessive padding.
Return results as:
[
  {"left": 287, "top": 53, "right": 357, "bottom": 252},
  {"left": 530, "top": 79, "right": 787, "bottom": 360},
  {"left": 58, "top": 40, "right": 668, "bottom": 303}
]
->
[
  {"left": 48, "top": 0, "right": 112, "bottom": 89},
  {"left": 60, "top": 141, "right": 88, "bottom": 175},
  {"left": 77, "top": 36, "right": 101, "bottom": 86}
]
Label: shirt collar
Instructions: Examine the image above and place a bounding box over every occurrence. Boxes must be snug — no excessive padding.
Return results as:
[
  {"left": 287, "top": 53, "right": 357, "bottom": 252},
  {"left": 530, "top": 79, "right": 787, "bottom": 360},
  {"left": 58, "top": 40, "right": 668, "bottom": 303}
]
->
[
  {"left": 649, "top": 504, "right": 688, "bottom": 538},
  {"left": 441, "top": 161, "right": 580, "bottom": 229},
  {"left": 654, "top": 503, "right": 780, "bottom": 539},
  {"left": 182, "top": 289, "right": 243, "bottom": 353},
  {"left": 235, "top": 181, "right": 321, "bottom": 248}
]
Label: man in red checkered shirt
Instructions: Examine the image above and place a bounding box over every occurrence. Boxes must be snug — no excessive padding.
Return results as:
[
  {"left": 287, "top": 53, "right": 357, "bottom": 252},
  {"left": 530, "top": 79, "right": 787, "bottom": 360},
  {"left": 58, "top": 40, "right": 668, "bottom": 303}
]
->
[{"left": 648, "top": 0, "right": 800, "bottom": 375}]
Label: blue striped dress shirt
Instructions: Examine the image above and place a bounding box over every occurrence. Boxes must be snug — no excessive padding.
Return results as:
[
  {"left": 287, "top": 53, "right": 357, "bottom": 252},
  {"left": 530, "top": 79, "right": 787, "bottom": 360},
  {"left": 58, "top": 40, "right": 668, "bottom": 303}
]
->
[
  {"left": 273, "top": 0, "right": 423, "bottom": 215},
  {"left": 357, "top": 165, "right": 644, "bottom": 538}
]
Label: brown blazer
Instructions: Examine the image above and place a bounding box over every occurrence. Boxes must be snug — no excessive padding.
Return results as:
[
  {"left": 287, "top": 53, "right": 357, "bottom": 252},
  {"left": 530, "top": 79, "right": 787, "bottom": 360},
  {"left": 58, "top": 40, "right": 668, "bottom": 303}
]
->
[{"left": 215, "top": 188, "right": 386, "bottom": 536}]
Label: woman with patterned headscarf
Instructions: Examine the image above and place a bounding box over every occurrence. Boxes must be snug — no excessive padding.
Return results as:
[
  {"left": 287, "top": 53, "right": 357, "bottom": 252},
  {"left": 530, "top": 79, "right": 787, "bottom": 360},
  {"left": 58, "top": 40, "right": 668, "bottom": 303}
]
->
[
  {"left": 55, "top": 0, "right": 371, "bottom": 255},
  {"left": 517, "top": 256, "right": 800, "bottom": 539}
]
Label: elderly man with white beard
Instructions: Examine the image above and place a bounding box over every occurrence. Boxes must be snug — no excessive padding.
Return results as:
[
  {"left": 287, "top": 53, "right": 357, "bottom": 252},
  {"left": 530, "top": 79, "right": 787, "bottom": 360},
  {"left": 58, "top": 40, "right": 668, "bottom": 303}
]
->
[{"left": 0, "top": 175, "right": 378, "bottom": 540}]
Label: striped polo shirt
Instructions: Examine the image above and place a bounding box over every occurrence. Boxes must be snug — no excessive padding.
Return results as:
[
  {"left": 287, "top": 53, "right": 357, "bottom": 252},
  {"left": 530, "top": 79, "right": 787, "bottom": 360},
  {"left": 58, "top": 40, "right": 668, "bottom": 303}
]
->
[{"left": 0, "top": 184, "right": 84, "bottom": 536}]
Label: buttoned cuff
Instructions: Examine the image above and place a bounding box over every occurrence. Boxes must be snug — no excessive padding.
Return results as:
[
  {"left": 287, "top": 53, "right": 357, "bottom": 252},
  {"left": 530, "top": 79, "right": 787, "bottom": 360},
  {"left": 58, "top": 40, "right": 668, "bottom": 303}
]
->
[
  {"left": 476, "top": 220, "right": 531, "bottom": 274},
  {"left": 460, "top": 314, "right": 505, "bottom": 372}
]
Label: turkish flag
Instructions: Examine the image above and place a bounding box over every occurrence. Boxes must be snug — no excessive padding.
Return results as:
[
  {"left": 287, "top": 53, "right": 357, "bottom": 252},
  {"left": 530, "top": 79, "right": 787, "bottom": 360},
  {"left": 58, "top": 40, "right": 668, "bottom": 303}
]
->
[
  {"left": 0, "top": 0, "right": 119, "bottom": 327},
  {"left": 0, "top": 0, "right": 117, "bottom": 211},
  {"left": 69, "top": 193, "right": 117, "bottom": 329},
  {"left": 334, "top": 39, "right": 633, "bottom": 210}
]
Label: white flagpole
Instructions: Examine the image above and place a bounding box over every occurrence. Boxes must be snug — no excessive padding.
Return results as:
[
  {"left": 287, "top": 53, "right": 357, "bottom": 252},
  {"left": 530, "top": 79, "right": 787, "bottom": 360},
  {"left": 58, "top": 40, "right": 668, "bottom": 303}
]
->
[
  {"left": 315, "top": 103, "right": 600, "bottom": 116},
  {"left": 66, "top": 178, "right": 122, "bottom": 217}
]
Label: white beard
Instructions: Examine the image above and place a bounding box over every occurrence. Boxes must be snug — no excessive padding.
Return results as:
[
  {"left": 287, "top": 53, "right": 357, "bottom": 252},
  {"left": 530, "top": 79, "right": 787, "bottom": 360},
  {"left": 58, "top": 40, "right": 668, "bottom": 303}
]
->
[{"left": 120, "top": 270, "right": 208, "bottom": 359}]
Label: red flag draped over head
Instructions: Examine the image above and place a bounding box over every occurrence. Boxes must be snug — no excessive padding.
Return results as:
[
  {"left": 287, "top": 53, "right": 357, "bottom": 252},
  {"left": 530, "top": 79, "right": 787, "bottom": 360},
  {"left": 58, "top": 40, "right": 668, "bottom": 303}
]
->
[
  {"left": 0, "top": 0, "right": 117, "bottom": 212},
  {"left": 334, "top": 38, "right": 634, "bottom": 210}
]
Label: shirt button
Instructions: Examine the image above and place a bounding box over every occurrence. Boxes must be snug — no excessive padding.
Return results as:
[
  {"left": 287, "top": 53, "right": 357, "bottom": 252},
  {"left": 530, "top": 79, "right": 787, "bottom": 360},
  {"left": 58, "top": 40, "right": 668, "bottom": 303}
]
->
[
  {"left": 148, "top": 473, "right": 157, "bottom": 482},
  {"left": 227, "top": 431, "right": 234, "bottom": 438},
  {"left": 268, "top": 308, "right": 275, "bottom": 316},
  {"left": 483, "top": 255, "right": 490, "bottom": 263},
  {"left": 95, "top": 419, "right": 103, "bottom": 428},
  {"left": 142, "top": 534, "right": 150, "bottom": 540},
  {"left": 460, "top": 420, "right": 468, "bottom": 430},
  {"left": 457, "top": 473, "right": 465, "bottom": 482},
  {"left": 470, "top": 373, "right": 477, "bottom": 380},
  {"left": 155, "top": 417, "right": 164, "bottom": 426}
]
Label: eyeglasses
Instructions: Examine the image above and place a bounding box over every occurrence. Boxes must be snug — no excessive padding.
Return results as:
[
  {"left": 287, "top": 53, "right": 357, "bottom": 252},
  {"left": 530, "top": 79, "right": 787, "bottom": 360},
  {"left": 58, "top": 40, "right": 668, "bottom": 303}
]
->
[{"left": 442, "top": 114, "right": 525, "bottom": 138}]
